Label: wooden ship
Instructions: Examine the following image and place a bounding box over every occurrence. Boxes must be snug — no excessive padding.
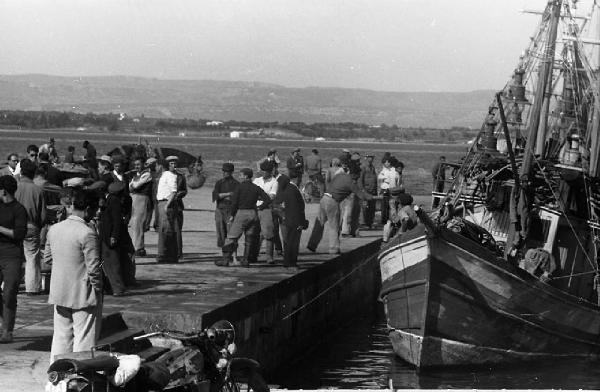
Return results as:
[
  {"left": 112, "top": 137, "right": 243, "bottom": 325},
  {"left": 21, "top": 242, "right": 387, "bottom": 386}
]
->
[{"left": 379, "top": 0, "right": 600, "bottom": 368}]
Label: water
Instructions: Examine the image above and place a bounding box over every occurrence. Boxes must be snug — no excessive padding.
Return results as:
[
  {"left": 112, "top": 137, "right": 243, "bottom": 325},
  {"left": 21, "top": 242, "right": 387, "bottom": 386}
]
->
[{"left": 275, "top": 306, "right": 600, "bottom": 389}]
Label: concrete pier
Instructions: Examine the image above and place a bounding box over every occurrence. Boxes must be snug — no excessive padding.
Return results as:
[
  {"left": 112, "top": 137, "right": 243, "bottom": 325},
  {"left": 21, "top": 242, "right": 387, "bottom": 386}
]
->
[{"left": 0, "top": 187, "right": 388, "bottom": 390}]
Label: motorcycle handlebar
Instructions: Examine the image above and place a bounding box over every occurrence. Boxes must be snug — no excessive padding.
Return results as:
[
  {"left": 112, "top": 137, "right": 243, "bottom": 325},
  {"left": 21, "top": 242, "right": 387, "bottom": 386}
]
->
[
  {"left": 133, "top": 331, "right": 198, "bottom": 341},
  {"left": 133, "top": 328, "right": 234, "bottom": 342}
]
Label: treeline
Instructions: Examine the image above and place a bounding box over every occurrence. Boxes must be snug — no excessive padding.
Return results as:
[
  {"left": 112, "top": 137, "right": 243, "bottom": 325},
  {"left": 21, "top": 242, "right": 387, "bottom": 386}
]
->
[{"left": 0, "top": 110, "right": 477, "bottom": 142}]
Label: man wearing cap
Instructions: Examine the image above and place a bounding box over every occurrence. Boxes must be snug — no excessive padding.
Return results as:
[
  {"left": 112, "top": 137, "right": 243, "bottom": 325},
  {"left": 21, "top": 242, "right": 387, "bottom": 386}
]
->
[
  {"left": 307, "top": 170, "right": 373, "bottom": 254},
  {"left": 221, "top": 168, "right": 271, "bottom": 267},
  {"left": 156, "top": 156, "right": 187, "bottom": 263},
  {"left": 84, "top": 155, "right": 114, "bottom": 194},
  {"left": 15, "top": 158, "right": 46, "bottom": 295},
  {"left": 257, "top": 149, "right": 280, "bottom": 172},
  {"left": 286, "top": 148, "right": 304, "bottom": 187},
  {"left": 212, "top": 162, "right": 239, "bottom": 265},
  {"left": 129, "top": 156, "right": 153, "bottom": 257},
  {"left": 251, "top": 160, "right": 278, "bottom": 264},
  {"left": 359, "top": 153, "right": 378, "bottom": 228}
]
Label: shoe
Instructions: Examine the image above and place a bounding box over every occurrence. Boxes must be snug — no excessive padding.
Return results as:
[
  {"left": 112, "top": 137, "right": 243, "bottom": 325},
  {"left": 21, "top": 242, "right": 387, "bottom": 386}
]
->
[
  {"left": 25, "top": 291, "right": 43, "bottom": 296},
  {"left": 135, "top": 249, "right": 147, "bottom": 257},
  {"left": 283, "top": 265, "right": 299, "bottom": 272},
  {"left": 113, "top": 291, "right": 126, "bottom": 297},
  {"left": 341, "top": 234, "right": 350, "bottom": 238},
  {"left": 231, "top": 260, "right": 249, "bottom": 267},
  {"left": 306, "top": 246, "right": 316, "bottom": 253},
  {"left": 0, "top": 331, "right": 13, "bottom": 344},
  {"left": 215, "top": 259, "right": 229, "bottom": 267}
]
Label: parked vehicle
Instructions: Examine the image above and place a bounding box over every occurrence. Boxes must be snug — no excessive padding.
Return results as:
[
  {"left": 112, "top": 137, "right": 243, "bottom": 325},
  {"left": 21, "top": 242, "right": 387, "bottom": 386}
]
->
[{"left": 46, "top": 320, "right": 269, "bottom": 392}]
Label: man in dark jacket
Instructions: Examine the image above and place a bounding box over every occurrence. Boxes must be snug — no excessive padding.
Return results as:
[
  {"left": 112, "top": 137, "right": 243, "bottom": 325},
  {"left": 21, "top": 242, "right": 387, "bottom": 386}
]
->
[
  {"left": 359, "top": 153, "right": 378, "bottom": 228},
  {"left": 273, "top": 176, "right": 307, "bottom": 268},
  {"left": 286, "top": 148, "right": 304, "bottom": 187},
  {"left": 0, "top": 175, "right": 27, "bottom": 343},
  {"left": 220, "top": 168, "right": 270, "bottom": 267},
  {"left": 38, "top": 152, "right": 63, "bottom": 186},
  {"left": 212, "top": 163, "right": 239, "bottom": 264},
  {"left": 99, "top": 182, "right": 129, "bottom": 296}
]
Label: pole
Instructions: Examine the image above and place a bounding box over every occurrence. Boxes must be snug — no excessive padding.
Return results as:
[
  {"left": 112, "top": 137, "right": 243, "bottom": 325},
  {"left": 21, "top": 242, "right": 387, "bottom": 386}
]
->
[
  {"left": 522, "top": 0, "right": 562, "bottom": 177},
  {"left": 496, "top": 93, "right": 521, "bottom": 190}
]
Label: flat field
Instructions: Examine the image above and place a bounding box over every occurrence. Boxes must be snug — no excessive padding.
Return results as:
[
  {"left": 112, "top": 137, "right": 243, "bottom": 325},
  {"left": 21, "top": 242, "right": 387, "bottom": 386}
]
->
[{"left": 0, "top": 129, "right": 469, "bottom": 195}]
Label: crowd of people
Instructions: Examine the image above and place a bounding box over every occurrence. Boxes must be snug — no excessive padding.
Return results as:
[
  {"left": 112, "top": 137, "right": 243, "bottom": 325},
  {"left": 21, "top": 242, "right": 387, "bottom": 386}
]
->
[{"left": 0, "top": 138, "right": 427, "bottom": 363}]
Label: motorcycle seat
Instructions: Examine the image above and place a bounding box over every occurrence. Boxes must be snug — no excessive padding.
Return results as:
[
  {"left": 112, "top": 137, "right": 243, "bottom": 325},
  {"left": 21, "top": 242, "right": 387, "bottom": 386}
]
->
[{"left": 48, "top": 356, "right": 120, "bottom": 374}]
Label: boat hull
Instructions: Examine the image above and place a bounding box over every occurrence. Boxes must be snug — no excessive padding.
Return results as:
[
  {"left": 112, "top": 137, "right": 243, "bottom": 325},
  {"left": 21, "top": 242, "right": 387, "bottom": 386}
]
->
[{"left": 379, "top": 225, "right": 600, "bottom": 368}]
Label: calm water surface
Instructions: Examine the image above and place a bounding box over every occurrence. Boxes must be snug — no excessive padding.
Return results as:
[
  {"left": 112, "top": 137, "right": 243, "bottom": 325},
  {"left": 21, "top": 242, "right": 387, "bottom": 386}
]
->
[{"left": 275, "top": 306, "right": 600, "bottom": 389}]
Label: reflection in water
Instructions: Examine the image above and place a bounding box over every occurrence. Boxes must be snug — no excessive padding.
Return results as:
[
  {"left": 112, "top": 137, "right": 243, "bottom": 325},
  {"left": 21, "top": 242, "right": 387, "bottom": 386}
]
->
[{"left": 276, "top": 305, "right": 600, "bottom": 389}]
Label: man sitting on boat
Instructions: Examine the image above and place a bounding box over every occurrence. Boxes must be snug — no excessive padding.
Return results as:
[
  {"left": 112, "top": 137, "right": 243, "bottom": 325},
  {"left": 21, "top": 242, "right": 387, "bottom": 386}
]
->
[{"left": 382, "top": 188, "right": 418, "bottom": 242}]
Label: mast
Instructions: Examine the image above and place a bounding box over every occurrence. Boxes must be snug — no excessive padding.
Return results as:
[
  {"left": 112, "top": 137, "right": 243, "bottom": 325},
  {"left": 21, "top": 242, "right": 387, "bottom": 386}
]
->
[
  {"left": 589, "top": 3, "right": 600, "bottom": 177},
  {"left": 523, "top": 0, "right": 562, "bottom": 176}
]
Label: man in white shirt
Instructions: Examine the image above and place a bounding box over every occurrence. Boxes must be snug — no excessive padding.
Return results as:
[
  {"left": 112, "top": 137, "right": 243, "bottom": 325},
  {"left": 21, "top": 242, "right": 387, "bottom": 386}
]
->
[
  {"left": 378, "top": 156, "right": 401, "bottom": 224},
  {"left": 0, "top": 153, "right": 19, "bottom": 177},
  {"left": 155, "top": 156, "right": 187, "bottom": 263},
  {"left": 251, "top": 160, "right": 278, "bottom": 264}
]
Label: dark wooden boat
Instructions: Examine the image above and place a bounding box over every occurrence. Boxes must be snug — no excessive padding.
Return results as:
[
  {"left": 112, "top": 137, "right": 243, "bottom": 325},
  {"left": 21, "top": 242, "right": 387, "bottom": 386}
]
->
[{"left": 379, "top": 0, "right": 600, "bottom": 368}]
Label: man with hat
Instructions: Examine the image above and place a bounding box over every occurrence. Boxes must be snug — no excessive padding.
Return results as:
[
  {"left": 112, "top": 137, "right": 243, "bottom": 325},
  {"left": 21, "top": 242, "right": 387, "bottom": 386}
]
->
[
  {"left": 307, "top": 169, "right": 373, "bottom": 254},
  {"left": 155, "top": 156, "right": 187, "bottom": 263},
  {"left": 212, "top": 162, "right": 239, "bottom": 265},
  {"left": 359, "top": 153, "right": 378, "bottom": 228},
  {"left": 128, "top": 156, "right": 153, "bottom": 257},
  {"left": 250, "top": 160, "right": 278, "bottom": 264},
  {"left": 286, "top": 148, "right": 304, "bottom": 187},
  {"left": 383, "top": 189, "right": 418, "bottom": 242},
  {"left": 220, "top": 168, "right": 271, "bottom": 267}
]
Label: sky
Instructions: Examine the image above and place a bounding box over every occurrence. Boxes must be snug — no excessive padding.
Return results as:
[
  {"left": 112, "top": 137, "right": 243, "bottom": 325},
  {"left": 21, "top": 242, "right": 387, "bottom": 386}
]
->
[{"left": 0, "top": 0, "right": 592, "bottom": 92}]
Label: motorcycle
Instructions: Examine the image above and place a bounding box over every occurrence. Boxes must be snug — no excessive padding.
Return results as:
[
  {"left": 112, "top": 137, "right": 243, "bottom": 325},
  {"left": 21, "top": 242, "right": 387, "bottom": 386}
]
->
[{"left": 46, "top": 320, "right": 269, "bottom": 392}]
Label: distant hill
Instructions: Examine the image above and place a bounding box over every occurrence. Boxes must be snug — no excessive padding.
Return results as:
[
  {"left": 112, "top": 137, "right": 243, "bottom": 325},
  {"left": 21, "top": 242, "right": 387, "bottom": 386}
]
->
[{"left": 0, "top": 74, "right": 494, "bottom": 128}]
